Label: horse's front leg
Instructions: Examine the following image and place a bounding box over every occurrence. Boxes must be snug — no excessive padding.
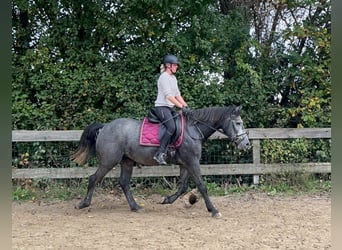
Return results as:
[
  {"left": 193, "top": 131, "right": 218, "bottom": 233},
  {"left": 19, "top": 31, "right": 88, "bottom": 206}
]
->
[
  {"left": 119, "top": 159, "right": 143, "bottom": 212},
  {"left": 188, "top": 163, "right": 221, "bottom": 218},
  {"left": 161, "top": 165, "right": 189, "bottom": 204}
]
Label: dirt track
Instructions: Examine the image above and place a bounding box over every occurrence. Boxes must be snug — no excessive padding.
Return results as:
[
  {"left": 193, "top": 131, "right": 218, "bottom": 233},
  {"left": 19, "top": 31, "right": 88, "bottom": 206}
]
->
[{"left": 12, "top": 192, "right": 331, "bottom": 249}]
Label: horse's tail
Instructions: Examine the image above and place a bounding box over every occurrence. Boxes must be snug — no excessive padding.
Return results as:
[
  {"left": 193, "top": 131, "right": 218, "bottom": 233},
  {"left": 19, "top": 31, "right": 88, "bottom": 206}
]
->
[{"left": 70, "top": 122, "right": 104, "bottom": 165}]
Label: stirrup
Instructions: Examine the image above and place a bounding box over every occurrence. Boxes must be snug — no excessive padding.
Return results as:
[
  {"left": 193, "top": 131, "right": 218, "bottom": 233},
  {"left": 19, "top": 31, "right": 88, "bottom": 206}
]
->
[{"left": 153, "top": 153, "right": 167, "bottom": 165}]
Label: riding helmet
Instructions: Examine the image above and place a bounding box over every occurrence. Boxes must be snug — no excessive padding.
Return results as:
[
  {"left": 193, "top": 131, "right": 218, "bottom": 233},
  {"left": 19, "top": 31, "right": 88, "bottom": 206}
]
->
[{"left": 163, "top": 54, "right": 179, "bottom": 65}]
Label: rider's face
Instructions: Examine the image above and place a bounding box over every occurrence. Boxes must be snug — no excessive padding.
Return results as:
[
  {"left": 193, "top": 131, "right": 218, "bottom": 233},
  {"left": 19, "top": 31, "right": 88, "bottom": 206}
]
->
[{"left": 170, "top": 63, "right": 178, "bottom": 72}]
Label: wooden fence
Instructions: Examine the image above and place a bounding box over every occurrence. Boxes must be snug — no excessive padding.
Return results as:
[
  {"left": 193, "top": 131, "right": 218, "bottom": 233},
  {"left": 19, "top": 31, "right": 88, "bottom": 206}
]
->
[{"left": 11, "top": 128, "right": 331, "bottom": 184}]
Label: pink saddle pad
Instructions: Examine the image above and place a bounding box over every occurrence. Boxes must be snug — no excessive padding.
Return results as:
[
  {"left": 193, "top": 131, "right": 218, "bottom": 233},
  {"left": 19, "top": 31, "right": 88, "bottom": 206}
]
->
[{"left": 139, "top": 116, "right": 184, "bottom": 148}]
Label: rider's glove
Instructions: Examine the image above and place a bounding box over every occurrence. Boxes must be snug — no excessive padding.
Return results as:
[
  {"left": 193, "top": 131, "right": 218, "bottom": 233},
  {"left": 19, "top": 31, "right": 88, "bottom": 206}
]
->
[{"left": 181, "top": 106, "right": 192, "bottom": 116}]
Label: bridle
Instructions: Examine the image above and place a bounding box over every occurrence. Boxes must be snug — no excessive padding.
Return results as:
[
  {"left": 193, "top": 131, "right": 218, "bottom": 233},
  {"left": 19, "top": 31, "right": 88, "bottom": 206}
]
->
[
  {"left": 191, "top": 116, "right": 248, "bottom": 145},
  {"left": 232, "top": 131, "right": 249, "bottom": 145},
  {"left": 159, "top": 112, "right": 248, "bottom": 145}
]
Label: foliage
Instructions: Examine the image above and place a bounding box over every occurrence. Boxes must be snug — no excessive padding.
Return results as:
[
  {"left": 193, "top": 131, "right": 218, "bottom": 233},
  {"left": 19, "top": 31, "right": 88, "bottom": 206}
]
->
[
  {"left": 12, "top": 178, "right": 89, "bottom": 201},
  {"left": 12, "top": 173, "right": 331, "bottom": 202},
  {"left": 237, "top": 0, "right": 331, "bottom": 128},
  {"left": 13, "top": 186, "right": 35, "bottom": 201},
  {"left": 12, "top": 142, "right": 80, "bottom": 168},
  {"left": 12, "top": 0, "right": 330, "bottom": 130},
  {"left": 11, "top": 1, "right": 331, "bottom": 195},
  {"left": 261, "top": 138, "right": 331, "bottom": 164},
  {"left": 200, "top": 139, "right": 253, "bottom": 164},
  {"left": 258, "top": 172, "right": 331, "bottom": 195}
]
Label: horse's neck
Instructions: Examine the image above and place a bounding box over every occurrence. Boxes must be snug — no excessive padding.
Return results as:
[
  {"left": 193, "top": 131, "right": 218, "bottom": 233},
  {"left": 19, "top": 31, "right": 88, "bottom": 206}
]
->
[{"left": 195, "top": 121, "right": 219, "bottom": 139}]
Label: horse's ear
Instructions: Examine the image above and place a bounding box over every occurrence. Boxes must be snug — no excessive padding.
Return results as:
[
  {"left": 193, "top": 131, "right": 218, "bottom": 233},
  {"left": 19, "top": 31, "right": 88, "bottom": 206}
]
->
[{"left": 234, "top": 105, "right": 242, "bottom": 115}]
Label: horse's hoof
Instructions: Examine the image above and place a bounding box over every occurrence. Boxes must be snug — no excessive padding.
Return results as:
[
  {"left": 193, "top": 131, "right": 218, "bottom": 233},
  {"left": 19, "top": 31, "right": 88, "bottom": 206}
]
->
[
  {"left": 212, "top": 212, "right": 222, "bottom": 218},
  {"left": 135, "top": 208, "right": 145, "bottom": 213},
  {"left": 76, "top": 201, "right": 90, "bottom": 209},
  {"left": 132, "top": 207, "right": 145, "bottom": 213},
  {"left": 158, "top": 197, "right": 169, "bottom": 204},
  {"left": 131, "top": 204, "right": 144, "bottom": 212},
  {"left": 184, "top": 200, "right": 192, "bottom": 208}
]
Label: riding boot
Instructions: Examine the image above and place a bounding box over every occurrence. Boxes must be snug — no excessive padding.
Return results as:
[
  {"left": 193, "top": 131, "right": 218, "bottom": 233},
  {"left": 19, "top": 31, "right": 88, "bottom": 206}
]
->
[{"left": 153, "top": 131, "right": 173, "bottom": 165}]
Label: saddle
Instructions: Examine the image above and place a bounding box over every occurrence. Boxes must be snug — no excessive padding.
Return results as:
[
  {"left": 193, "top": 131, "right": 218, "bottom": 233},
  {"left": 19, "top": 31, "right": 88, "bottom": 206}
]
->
[{"left": 139, "top": 108, "right": 184, "bottom": 148}]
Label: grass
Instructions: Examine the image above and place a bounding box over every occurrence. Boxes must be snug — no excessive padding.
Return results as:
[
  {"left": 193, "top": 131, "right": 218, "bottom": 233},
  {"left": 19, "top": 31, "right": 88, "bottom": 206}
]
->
[
  {"left": 12, "top": 178, "right": 88, "bottom": 202},
  {"left": 12, "top": 173, "right": 331, "bottom": 202}
]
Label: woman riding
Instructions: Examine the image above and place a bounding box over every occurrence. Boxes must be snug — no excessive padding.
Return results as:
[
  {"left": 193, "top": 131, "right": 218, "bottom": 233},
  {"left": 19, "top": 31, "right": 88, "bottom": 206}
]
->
[{"left": 153, "top": 54, "right": 191, "bottom": 165}]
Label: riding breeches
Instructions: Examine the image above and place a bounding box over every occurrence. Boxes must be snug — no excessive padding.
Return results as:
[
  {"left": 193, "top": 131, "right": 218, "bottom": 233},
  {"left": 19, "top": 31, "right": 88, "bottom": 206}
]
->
[{"left": 154, "top": 106, "right": 176, "bottom": 153}]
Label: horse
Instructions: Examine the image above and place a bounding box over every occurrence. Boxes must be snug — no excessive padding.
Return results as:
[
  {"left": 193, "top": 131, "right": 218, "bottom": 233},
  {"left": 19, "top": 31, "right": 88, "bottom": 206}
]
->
[{"left": 71, "top": 105, "right": 250, "bottom": 218}]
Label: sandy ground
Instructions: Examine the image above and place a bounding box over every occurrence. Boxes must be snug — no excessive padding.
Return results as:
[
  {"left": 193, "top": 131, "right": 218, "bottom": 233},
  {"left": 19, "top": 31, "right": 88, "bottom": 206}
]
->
[{"left": 12, "top": 192, "right": 331, "bottom": 250}]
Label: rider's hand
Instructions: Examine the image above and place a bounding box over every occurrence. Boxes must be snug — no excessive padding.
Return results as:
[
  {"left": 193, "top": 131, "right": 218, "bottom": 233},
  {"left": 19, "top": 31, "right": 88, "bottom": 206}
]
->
[{"left": 181, "top": 106, "right": 192, "bottom": 115}]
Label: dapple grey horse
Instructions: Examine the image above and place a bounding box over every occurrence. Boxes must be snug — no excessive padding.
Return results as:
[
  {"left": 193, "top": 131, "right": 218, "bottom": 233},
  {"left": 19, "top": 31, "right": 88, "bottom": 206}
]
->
[{"left": 71, "top": 105, "right": 250, "bottom": 218}]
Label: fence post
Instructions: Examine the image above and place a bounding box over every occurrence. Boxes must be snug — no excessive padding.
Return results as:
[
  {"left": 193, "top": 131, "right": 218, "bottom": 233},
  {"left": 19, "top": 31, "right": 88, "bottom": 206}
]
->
[{"left": 252, "top": 139, "right": 261, "bottom": 185}]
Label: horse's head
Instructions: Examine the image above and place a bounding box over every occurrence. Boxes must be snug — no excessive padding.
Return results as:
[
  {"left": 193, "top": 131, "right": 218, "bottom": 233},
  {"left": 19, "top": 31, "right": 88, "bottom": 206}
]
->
[{"left": 222, "top": 105, "right": 250, "bottom": 150}]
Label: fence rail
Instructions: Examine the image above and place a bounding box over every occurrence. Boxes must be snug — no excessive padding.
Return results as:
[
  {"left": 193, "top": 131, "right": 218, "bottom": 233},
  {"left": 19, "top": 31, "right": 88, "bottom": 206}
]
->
[
  {"left": 12, "top": 128, "right": 331, "bottom": 141},
  {"left": 12, "top": 128, "right": 331, "bottom": 183}
]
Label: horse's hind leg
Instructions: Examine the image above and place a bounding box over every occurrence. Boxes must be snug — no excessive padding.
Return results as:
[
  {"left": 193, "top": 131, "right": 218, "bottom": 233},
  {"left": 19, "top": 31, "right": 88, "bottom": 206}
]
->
[
  {"left": 77, "top": 163, "right": 114, "bottom": 209},
  {"left": 119, "top": 158, "right": 143, "bottom": 212},
  {"left": 161, "top": 166, "right": 189, "bottom": 204}
]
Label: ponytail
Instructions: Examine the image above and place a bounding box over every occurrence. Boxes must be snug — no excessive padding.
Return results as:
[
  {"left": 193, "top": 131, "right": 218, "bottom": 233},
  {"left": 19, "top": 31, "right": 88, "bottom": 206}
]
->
[{"left": 160, "top": 64, "right": 165, "bottom": 73}]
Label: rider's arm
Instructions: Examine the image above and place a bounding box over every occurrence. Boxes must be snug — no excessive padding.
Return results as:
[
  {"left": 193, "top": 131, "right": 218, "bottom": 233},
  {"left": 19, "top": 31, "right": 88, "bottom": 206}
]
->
[{"left": 167, "top": 95, "right": 184, "bottom": 108}]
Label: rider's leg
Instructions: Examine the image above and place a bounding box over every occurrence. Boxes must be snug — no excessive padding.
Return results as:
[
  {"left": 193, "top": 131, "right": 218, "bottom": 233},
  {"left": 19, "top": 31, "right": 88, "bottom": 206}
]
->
[
  {"left": 154, "top": 130, "right": 173, "bottom": 164},
  {"left": 153, "top": 107, "right": 176, "bottom": 165}
]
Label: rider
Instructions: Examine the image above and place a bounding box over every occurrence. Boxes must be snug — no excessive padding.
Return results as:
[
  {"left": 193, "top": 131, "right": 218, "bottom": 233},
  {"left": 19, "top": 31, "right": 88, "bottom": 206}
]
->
[{"left": 153, "top": 54, "right": 191, "bottom": 165}]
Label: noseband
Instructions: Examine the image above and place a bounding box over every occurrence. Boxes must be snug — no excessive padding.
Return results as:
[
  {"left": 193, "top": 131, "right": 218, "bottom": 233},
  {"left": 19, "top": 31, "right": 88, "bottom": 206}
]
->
[{"left": 232, "top": 131, "right": 249, "bottom": 145}]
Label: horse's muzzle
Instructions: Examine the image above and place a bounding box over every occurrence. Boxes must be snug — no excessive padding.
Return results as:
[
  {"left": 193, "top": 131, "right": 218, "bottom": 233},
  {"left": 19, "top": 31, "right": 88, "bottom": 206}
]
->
[{"left": 234, "top": 131, "right": 250, "bottom": 150}]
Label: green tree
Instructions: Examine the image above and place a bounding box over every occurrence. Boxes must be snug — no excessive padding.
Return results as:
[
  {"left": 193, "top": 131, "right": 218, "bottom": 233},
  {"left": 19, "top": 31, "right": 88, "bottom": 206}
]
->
[
  {"left": 229, "top": 0, "right": 331, "bottom": 128},
  {"left": 12, "top": 0, "right": 330, "bottom": 130}
]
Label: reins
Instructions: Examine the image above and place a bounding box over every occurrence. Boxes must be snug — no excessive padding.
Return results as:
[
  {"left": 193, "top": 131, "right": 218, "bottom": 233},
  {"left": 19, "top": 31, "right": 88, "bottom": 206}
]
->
[
  {"left": 190, "top": 115, "right": 248, "bottom": 144},
  {"left": 158, "top": 111, "right": 248, "bottom": 145},
  {"left": 191, "top": 117, "right": 227, "bottom": 139},
  {"left": 159, "top": 113, "right": 181, "bottom": 125}
]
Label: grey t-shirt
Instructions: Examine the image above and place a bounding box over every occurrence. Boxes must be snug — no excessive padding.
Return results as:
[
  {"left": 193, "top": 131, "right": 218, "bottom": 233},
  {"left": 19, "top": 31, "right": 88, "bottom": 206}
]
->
[{"left": 154, "top": 72, "right": 181, "bottom": 108}]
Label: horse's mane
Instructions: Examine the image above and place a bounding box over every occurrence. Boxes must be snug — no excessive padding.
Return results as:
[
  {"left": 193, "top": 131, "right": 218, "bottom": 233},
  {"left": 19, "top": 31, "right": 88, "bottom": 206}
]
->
[{"left": 190, "top": 106, "right": 238, "bottom": 122}]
